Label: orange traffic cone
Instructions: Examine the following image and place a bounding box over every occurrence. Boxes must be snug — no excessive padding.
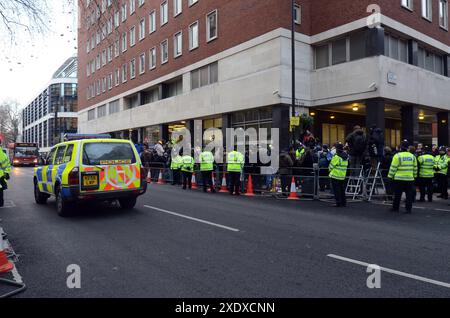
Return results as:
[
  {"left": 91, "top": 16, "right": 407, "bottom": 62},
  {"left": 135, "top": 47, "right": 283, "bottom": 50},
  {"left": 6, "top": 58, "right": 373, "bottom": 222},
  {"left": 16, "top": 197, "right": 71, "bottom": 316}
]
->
[
  {"left": 146, "top": 170, "right": 152, "bottom": 184},
  {"left": 157, "top": 169, "right": 165, "bottom": 184},
  {"left": 219, "top": 173, "right": 228, "bottom": 193},
  {"left": 245, "top": 175, "right": 255, "bottom": 197},
  {"left": 0, "top": 247, "right": 14, "bottom": 274},
  {"left": 287, "top": 176, "right": 300, "bottom": 200},
  {"left": 209, "top": 172, "right": 216, "bottom": 192},
  {"left": 191, "top": 173, "right": 198, "bottom": 189}
]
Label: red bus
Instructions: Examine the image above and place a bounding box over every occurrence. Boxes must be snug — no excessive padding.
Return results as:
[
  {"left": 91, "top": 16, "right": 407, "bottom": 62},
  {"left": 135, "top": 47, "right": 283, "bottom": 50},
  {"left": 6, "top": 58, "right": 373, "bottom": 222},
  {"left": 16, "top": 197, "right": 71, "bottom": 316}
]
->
[{"left": 9, "top": 143, "right": 39, "bottom": 167}]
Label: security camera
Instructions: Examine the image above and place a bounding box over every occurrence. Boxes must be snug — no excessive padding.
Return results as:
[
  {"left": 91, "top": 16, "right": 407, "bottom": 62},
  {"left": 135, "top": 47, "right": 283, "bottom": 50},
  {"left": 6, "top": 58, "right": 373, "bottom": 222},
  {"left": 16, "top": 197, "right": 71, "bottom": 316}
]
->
[
  {"left": 273, "top": 90, "right": 279, "bottom": 95},
  {"left": 368, "top": 82, "right": 378, "bottom": 91}
]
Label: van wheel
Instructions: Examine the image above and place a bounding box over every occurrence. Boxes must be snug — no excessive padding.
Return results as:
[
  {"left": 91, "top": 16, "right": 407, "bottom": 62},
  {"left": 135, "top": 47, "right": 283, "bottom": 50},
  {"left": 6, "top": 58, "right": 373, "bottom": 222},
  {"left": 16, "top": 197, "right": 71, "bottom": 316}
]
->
[
  {"left": 56, "top": 187, "right": 73, "bottom": 217},
  {"left": 34, "top": 182, "right": 49, "bottom": 204},
  {"left": 118, "top": 197, "right": 137, "bottom": 210}
]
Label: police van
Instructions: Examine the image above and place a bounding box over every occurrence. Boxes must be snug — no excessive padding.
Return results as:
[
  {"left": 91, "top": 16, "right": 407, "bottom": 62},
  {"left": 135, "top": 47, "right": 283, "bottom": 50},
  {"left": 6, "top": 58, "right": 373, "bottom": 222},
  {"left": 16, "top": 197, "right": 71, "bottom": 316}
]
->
[{"left": 33, "top": 134, "right": 147, "bottom": 216}]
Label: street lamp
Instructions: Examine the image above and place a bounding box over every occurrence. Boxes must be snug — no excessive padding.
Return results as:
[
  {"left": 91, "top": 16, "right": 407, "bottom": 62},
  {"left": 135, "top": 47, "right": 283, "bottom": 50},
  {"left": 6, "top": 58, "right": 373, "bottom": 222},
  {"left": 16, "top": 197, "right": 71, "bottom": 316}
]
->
[{"left": 291, "top": 0, "right": 296, "bottom": 145}]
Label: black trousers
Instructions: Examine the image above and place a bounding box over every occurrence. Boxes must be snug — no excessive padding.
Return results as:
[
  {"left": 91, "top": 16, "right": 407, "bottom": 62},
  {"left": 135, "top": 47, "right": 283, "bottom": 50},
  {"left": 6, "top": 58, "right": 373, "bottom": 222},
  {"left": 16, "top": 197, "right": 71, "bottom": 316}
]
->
[
  {"left": 436, "top": 174, "right": 448, "bottom": 199},
  {"left": 331, "top": 179, "right": 346, "bottom": 207},
  {"left": 392, "top": 180, "right": 414, "bottom": 212},
  {"left": 172, "top": 169, "right": 181, "bottom": 185},
  {"left": 0, "top": 188, "right": 3, "bottom": 207},
  {"left": 201, "top": 171, "right": 215, "bottom": 192},
  {"left": 182, "top": 171, "right": 192, "bottom": 189},
  {"left": 228, "top": 172, "right": 241, "bottom": 195},
  {"left": 418, "top": 177, "right": 433, "bottom": 202}
]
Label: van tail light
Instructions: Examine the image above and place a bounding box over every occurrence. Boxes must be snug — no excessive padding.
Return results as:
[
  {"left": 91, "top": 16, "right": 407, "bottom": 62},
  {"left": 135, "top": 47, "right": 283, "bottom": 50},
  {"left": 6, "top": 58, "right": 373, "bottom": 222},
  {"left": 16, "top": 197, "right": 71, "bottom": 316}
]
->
[
  {"left": 140, "top": 167, "right": 146, "bottom": 182},
  {"left": 68, "top": 167, "right": 80, "bottom": 186}
]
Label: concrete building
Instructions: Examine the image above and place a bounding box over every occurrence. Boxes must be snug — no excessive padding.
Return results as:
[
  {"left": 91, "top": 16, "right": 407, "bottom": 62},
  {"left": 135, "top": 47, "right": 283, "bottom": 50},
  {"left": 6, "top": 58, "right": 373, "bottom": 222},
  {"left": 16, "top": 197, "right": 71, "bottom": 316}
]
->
[
  {"left": 77, "top": 0, "right": 450, "bottom": 150},
  {"left": 22, "top": 56, "right": 78, "bottom": 153}
]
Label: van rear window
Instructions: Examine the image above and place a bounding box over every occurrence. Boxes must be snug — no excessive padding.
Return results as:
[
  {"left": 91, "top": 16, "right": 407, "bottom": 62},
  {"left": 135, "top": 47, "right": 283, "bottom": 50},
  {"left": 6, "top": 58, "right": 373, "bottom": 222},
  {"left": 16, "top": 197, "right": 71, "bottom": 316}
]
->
[{"left": 82, "top": 142, "right": 136, "bottom": 165}]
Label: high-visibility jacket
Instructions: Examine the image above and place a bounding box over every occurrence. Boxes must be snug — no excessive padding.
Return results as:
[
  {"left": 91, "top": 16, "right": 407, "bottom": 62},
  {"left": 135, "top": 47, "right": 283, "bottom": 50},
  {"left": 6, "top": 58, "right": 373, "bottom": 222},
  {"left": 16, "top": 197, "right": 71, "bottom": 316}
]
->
[
  {"left": 434, "top": 155, "right": 449, "bottom": 175},
  {"left": 296, "top": 148, "right": 305, "bottom": 160},
  {"left": 227, "top": 151, "right": 244, "bottom": 173},
  {"left": 180, "top": 155, "right": 194, "bottom": 172},
  {"left": 328, "top": 154, "right": 348, "bottom": 181},
  {"left": 388, "top": 152, "right": 417, "bottom": 181},
  {"left": 0, "top": 149, "right": 11, "bottom": 178},
  {"left": 200, "top": 151, "right": 214, "bottom": 171},
  {"left": 170, "top": 155, "right": 183, "bottom": 170},
  {"left": 417, "top": 154, "right": 435, "bottom": 178}
]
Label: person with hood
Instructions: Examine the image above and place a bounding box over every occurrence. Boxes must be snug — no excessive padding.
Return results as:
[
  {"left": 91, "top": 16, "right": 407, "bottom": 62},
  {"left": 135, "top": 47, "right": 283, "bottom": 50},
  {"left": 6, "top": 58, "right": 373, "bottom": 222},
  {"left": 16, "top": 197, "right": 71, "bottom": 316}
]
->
[
  {"left": 368, "top": 125, "right": 384, "bottom": 164},
  {"left": 417, "top": 146, "right": 435, "bottom": 202},
  {"left": 388, "top": 140, "right": 418, "bottom": 214},
  {"left": 329, "top": 143, "right": 349, "bottom": 207},
  {"left": 0, "top": 148, "right": 11, "bottom": 207},
  {"left": 434, "top": 146, "right": 449, "bottom": 200},
  {"left": 346, "top": 125, "right": 367, "bottom": 174}
]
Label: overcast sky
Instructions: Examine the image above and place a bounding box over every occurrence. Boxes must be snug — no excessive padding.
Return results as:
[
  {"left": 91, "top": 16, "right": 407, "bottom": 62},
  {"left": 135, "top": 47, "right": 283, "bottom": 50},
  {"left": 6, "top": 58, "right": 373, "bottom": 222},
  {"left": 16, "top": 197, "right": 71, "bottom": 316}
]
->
[{"left": 0, "top": 1, "right": 78, "bottom": 108}]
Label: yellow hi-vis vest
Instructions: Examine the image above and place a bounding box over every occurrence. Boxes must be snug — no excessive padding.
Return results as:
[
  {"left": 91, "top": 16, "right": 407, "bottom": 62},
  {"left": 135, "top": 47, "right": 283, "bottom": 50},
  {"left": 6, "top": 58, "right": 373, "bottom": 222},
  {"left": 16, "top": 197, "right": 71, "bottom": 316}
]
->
[
  {"left": 227, "top": 151, "right": 244, "bottom": 172},
  {"left": 200, "top": 151, "right": 214, "bottom": 171},
  {"left": 170, "top": 155, "right": 183, "bottom": 170},
  {"left": 417, "top": 154, "right": 435, "bottom": 178},
  {"left": 0, "top": 149, "right": 11, "bottom": 178},
  {"left": 329, "top": 154, "right": 348, "bottom": 181},
  {"left": 434, "top": 155, "right": 449, "bottom": 175},
  {"left": 296, "top": 148, "right": 305, "bottom": 160},
  {"left": 181, "top": 155, "right": 194, "bottom": 172},
  {"left": 388, "top": 152, "right": 417, "bottom": 181}
]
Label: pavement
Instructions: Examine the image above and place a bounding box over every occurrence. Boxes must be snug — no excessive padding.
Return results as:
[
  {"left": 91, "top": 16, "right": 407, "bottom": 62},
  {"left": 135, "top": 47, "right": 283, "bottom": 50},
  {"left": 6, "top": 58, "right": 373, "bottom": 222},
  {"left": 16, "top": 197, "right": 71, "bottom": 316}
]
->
[{"left": 1, "top": 167, "right": 450, "bottom": 297}]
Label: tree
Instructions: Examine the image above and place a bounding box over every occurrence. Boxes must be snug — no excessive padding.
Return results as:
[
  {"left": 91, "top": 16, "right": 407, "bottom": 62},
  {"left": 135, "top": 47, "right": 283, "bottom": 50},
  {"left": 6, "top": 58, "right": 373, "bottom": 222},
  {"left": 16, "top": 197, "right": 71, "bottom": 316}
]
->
[{"left": 0, "top": 100, "right": 22, "bottom": 144}]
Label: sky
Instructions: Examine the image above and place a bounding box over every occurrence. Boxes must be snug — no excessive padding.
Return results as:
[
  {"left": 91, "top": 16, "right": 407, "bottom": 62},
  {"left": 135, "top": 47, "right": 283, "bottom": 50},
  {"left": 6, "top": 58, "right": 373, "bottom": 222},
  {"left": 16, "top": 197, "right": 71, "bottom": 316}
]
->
[{"left": 0, "top": 0, "right": 78, "bottom": 108}]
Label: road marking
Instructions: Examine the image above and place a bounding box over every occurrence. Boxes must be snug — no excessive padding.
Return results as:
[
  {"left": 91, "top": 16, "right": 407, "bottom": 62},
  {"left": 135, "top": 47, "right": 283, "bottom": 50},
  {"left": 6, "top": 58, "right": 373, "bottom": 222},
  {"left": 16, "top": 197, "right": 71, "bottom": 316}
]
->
[
  {"left": 144, "top": 205, "right": 240, "bottom": 232},
  {"left": 0, "top": 200, "right": 16, "bottom": 209},
  {"left": 327, "top": 254, "right": 450, "bottom": 289},
  {"left": 435, "top": 209, "right": 450, "bottom": 212}
]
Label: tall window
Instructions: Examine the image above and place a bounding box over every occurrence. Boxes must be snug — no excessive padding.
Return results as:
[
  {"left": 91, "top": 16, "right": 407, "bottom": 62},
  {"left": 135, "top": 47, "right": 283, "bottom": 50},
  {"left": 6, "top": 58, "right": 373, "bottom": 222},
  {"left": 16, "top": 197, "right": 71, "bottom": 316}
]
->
[
  {"left": 174, "top": 0, "right": 182, "bottom": 16},
  {"left": 422, "top": 0, "right": 432, "bottom": 20},
  {"left": 130, "top": 58, "right": 136, "bottom": 79},
  {"left": 114, "top": 11, "right": 120, "bottom": 28},
  {"left": 174, "top": 31, "right": 182, "bottom": 57},
  {"left": 188, "top": 0, "right": 198, "bottom": 6},
  {"left": 149, "top": 10, "right": 156, "bottom": 33},
  {"left": 206, "top": 10, "right": 218, "bottom": 42},
  {"left": 122, "top": 32, "right": 127, "bottom": 52},
  {"left": 161, "top": 40, "right": 168, "bottom": 64},
  {"left": 139, "top": 19, "right": 146, "bottom": 40},
  {"left": 161, "top": 1, "right": 168, "bottom": 25},
  {"left": 115, "top": 68, "right": 120, "bottom": 86},
  {"left": 130, "top": 0, "right": 136, "bottom": 14},
  {"left": 189, "top": 21, "right": 199, "bottom": 50},
  {"left": 130, "top": 26, "right": 136, "bottom": 46},
  {"left": 121, "top": 3, "right": 127, "bottom": 22},
  {"left": 149, "top": 47, "right": 156, "bottom": 69},
  {"left": 191, "top": 62, "right": 218, "bottom": 90},
  {"left": 401, "top": 0, "right": 413, "bottom": 10},
  {"left": 139, "top": 53, "right": 146, "bottom": 74},
  {"left": 294, "top": 4, "right": 301, "bottom": 24},
  {"left": 122, "top": 63, "right": 127, "bottom": 83},
  {"left": 439, "top": 0, "right": 449, "bottom": 29}
]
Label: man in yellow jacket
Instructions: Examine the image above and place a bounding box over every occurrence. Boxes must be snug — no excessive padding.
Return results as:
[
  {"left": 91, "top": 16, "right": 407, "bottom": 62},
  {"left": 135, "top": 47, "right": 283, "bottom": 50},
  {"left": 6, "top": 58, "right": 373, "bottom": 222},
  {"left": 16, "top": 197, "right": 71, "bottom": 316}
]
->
[
  {"left": 227, "top": 146, "right": 245, "bottom": 195},
  {"left": 329, "top": 143, "right": 349, "bottom": 207},
  {"left": 388, "top": 140, "right": 418, "bottom": 214},
  {"left": 0, "top": 148, "right": 12, "bottom": 207}
]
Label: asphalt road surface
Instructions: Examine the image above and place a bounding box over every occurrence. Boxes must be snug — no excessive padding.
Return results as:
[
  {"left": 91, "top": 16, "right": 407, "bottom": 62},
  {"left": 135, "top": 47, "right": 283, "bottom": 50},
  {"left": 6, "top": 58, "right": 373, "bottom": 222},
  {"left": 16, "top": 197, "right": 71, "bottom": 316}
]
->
[{"left": 1, "top": 167, "right": 450, "bottom": 297}]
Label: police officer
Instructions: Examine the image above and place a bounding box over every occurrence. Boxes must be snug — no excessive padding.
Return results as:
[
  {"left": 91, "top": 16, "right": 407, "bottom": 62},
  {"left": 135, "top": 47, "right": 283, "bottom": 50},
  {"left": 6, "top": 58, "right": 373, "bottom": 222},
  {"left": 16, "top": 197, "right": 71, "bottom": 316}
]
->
[
  {"left": 417, "top": 146, "right": 435, "bottom": 202},
  {"left": 388, "top": 140, "right": 418, "bottom": 213},
  {"left": 181, "top": 151, "right": 194, "bottom": 190},
  {"left": 200, "top": 149, "right": 215, "bottom": 193},
  {"left": 434, "top": 146, "right": 449, "bottom": 200},
  {"left": 328, "top": 143, "right": 349, "bottom": 208},
  {"left": 227, "top": 146, "right": 245, "bottom": 195},
  {"left": 170, "top": 152, "right": 183, "bottom": 185},
  {"left": 295, "top": 143, "right": 305, "bottom": 162},
  {"left": 0, "top": 148, "right": 11, "bottom": 207}
]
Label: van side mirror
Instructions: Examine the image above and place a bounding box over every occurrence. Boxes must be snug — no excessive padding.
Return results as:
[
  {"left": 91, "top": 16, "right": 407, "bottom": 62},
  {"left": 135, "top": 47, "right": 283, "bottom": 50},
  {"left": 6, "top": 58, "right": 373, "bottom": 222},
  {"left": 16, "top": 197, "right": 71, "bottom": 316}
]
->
[{"left": 38, "top": 158, "right": 46, "bottom": 166}]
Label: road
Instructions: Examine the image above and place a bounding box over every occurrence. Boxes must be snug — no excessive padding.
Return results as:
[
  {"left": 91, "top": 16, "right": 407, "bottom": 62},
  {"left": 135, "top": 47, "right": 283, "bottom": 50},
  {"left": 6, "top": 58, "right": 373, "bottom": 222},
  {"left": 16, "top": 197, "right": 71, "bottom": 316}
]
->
[{"left": 1, "top": 167, "right": 450, "bottom": 297}]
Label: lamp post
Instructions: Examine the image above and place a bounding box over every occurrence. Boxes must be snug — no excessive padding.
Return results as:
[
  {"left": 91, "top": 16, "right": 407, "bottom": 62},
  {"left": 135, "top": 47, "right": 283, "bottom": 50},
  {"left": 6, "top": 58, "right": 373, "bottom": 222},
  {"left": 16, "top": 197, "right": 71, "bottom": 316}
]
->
[{"left": 291, "top": 0, "right": 296, "bottom": 146}]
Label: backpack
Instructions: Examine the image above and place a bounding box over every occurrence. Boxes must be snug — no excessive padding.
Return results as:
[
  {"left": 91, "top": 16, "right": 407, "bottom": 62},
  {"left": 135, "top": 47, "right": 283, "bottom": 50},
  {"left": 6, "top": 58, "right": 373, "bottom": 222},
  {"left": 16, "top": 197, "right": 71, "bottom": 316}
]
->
[{"left": 353, "top": 133, "right": 367, "bottom": 155}]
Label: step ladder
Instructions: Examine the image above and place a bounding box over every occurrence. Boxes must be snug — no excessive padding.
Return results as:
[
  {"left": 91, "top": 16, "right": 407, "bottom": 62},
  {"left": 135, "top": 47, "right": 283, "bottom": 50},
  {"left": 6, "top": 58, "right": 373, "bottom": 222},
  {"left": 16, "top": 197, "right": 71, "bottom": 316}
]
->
[
  {"left": 366, "top": 162, "right": 387, "bottom": 202},
  {"left": 345, "top": 165, "right": 365, "bottom": 200}
]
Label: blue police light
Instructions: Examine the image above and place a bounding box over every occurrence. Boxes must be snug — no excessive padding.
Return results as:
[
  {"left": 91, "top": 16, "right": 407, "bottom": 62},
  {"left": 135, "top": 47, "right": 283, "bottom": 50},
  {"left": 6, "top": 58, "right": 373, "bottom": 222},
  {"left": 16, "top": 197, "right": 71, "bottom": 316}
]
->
[{"left": 64, "top": 133, "right": 112, "bottom": 141}]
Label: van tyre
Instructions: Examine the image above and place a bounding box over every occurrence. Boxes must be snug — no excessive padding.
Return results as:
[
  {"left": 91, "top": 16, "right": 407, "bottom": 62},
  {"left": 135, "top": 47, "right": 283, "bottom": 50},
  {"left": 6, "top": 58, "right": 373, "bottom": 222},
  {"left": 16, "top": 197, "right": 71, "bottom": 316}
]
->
[
  {"left": 119, "top": 197, "right": 137, "bottom": 210},
  {"left": 56, "top": 186, "right": 73, "bottom": 217},
  {"left": 34, "top": 181, "right": 49, "bottom": 204}
]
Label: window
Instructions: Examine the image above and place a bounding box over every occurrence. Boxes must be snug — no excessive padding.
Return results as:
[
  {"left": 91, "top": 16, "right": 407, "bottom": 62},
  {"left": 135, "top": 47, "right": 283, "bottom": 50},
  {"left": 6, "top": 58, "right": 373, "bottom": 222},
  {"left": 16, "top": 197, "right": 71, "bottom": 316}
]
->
[
  {"left": 130, "top": 0, "right": 136, "bottom": 14},
  {"left": 189, "top": 21, "right": 199, "bottom": 50},
  {"left": 149, "top": 47, "right": 156, "bottom": 69},
  {"left": 121, "top": 3, "right": 127, "bottom": 22},
  {"left": 139, "top": 19, "right": 146, "bottom": 40},
  {"left": 174, "top": 0, "right": 182, "bottom": 16},
  {"left": 401, "top": 0, "right": 413, "bottom": 10},
  {"left": 422, "top": 0, "right": 432, "bottom": 20},
  {"left": 114, "top": 11, "right": 120, "bottom": 28},
  {"left": 188, "top": 0, "right": 198, "bottom": 6},
  {"left": 114, "top": 39, "right": 120, "bottom": 57},
  {"left": 139, "top": 53, "right": 146, "bottom": 74},
  {"left": 63, "top": 145, "right": 74, "bottom": 163},
  {"left": 109, "top": 100, "right": 120, "bottom": 114},
  {"left": 149, "top": 10, "right": 156, "bottom": 33},
  {"left": 98, "top": 105, "right": 107, "bottom": 118},
  {"left": 161, "top": 1, "right": 168, "bottom": 25},
  {"left": 88, "top": 109, "right": 96, "bottom": 121},
  {"left": 82, "top": 143, "right": 136, "bottom": 165},
  {"left": 349, "top": 31, "right": 366, "bottom": 61},
  {"left": 130, "top": 26, "right": 136, "bottom": 46},
  {"left": 206, "top": 10, "right": 218, "bottom": 42},
  {"left": 174, "top": 31, "right": 182, "bottom": 57},
  {"left": 384, "top": 33, "right": 408, "bottom": 63},
  {"left": 115, "top": 68, "right": 120, "bottom": 86},
  {"left": 138, "top": 0, "right": 145, "bottom": 7},
  {"left": 191, "top": 62, "right": 218, "bottom": 89},
  {"left": 122, "top": 32, "right": 127, "bottom": 52},
  {"left": 122, "top": 63, "right": 128, "bottom": 82},
  {"left": 417, "top": 46, "right": 445, "bottom": 75},
  {"left": 130, "top": 58, "right": 136, "bottom": 79},
  {"left": 315, "top": 44, "right": 329, "bottom": 69},
  {"left": 439, "top": 0, "right": 449, "bottom": 29},
  {"left": 294, "top": 4, "right": 301, "bottom": 24},
  {"left": 54, "top": 145, "right": 67, "bottom": 165},
  {"left": 161, "top": 40, "right": 168, "bottom": 64},
  {"left": 331, "top": 38, "right": 347, "bottom": 65},
  {"left": 108, "top": 73, "right": 113, "bottom": 89}
]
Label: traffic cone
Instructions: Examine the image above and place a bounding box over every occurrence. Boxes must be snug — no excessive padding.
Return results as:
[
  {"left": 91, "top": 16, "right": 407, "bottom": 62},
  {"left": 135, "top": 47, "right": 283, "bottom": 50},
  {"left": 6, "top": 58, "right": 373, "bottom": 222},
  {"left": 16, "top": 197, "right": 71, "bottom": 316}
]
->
[
  {"left": 146, "top": 170, "right": 152, "bottom": 184},
  {"left": 219, "top": 173, "right": 228, "bottom": 193},
  {"left": 191, "top": 172, "right": 198, "bottom": 189},
  {"left": 287, "top": 176, "right": 300, "bottom": 200},
  {"left": 0, "top": 245, "right": 14, "bottom": 274},
  {"left": 210, "top": 172, "right": 216, "bottom": 192},
  {"left": 157, "top": 169, "right": 165, "bottom": 184},
  {"left": 245, "top": 175, "right": 255, "bottom": 197}
]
